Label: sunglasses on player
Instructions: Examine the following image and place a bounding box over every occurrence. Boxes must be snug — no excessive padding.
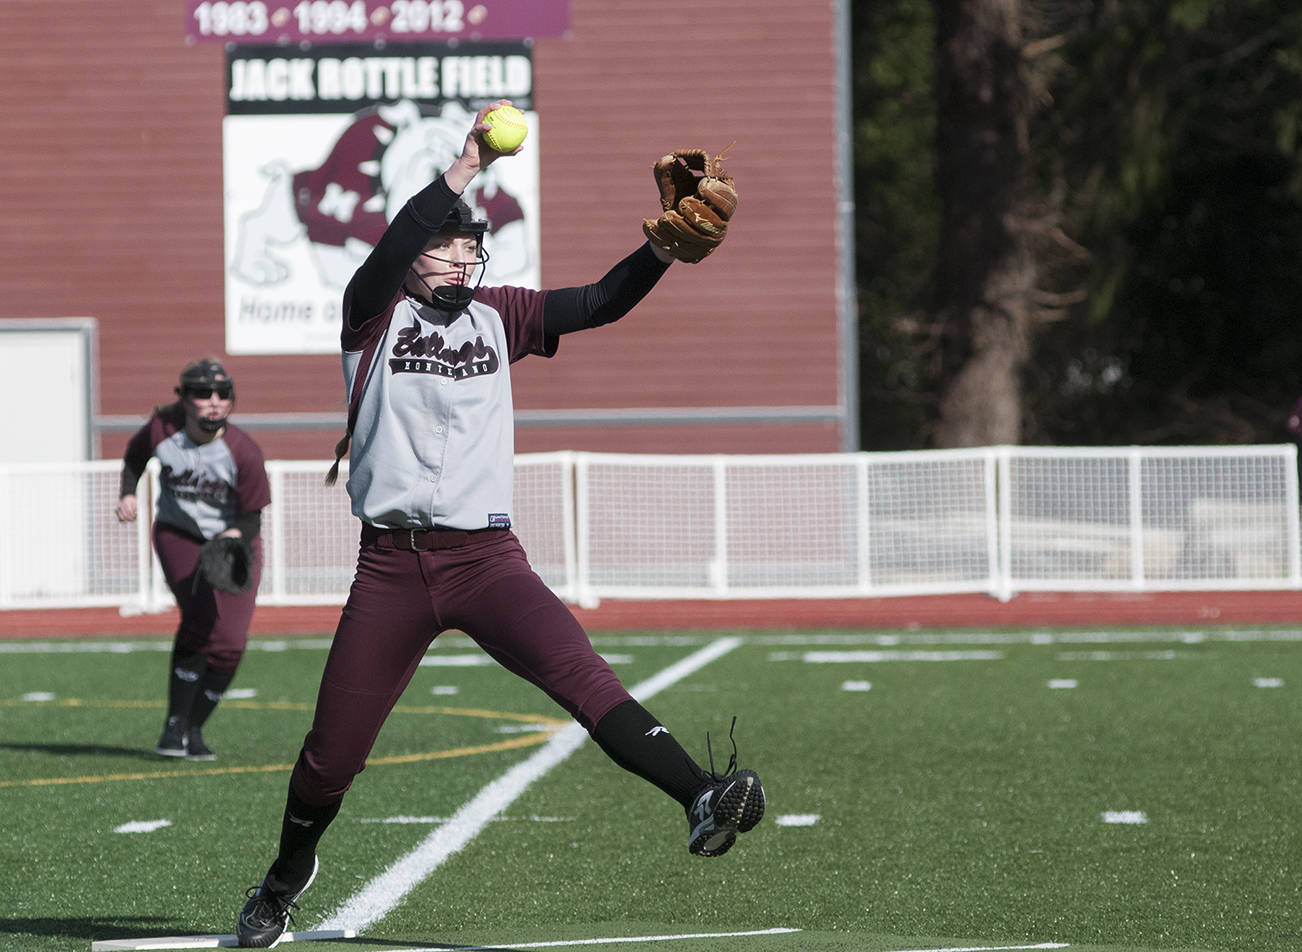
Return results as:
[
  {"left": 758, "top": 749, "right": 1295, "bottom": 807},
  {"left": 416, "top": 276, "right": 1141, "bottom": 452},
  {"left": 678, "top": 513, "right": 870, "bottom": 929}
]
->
[{"left": 185, "top": 386, "right": 233, "bottom": 400}]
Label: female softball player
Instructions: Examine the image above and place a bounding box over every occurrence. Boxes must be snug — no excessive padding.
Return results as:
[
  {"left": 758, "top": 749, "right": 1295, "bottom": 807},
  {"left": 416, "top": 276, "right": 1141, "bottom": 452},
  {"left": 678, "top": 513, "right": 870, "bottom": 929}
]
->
[
  {"left": 235, "top": 102, "right": 764, "bottom": 948},
  {"left": 116, "top": 357, "right": 270, "bottom": 761}
]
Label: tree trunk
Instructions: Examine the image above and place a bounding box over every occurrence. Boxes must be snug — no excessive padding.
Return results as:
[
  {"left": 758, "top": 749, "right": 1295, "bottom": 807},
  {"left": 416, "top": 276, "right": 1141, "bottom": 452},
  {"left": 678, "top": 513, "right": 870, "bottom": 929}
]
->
[{"left": 930, "top": 0, "right": 1036, "bottom": 447}]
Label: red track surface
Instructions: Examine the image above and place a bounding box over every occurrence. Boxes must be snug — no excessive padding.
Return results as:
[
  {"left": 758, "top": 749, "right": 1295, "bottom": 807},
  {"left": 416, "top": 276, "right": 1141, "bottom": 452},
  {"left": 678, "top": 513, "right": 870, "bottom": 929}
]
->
[{"left": 2, "top": 590, "right": 1301, "bottom": 639}]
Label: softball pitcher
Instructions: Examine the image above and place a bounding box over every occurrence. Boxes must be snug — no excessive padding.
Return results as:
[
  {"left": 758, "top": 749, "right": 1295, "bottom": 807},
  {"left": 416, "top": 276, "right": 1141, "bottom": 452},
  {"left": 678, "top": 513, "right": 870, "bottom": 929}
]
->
[{"left": 234, "top": 103, "right": 762, "bottom": 948}]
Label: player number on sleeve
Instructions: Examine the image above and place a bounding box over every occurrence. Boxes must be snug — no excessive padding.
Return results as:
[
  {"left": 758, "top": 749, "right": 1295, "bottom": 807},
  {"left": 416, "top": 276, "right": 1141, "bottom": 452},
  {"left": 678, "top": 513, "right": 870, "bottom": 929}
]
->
[
  {"left": 192, "top": 1, "right": 271, "bottom": 37},
  {"left": 293, "top": 0, "right": 369, "bottom": 35},
  {"left": 390, "top": 0, "right": 466, "bottom": 35}
]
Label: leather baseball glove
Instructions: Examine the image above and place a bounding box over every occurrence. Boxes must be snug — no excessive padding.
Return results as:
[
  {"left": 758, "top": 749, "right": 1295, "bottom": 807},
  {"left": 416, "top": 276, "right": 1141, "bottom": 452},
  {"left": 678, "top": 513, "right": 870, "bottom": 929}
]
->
[
  {"left": 642, "top": 148, "right": 737, "bottom": 263},
  {"left": 198, "top": 536, "right": 254, "bottom": 594}
]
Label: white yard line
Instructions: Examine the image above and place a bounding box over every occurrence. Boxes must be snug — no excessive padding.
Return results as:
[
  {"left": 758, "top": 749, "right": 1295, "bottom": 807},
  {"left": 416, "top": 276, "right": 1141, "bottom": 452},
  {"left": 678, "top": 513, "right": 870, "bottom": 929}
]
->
[
  {"left": 0, "top": 638, "right": 336, "bottom": 654},
  {"left": 7, "top": 627, "right": 1302, "bottom": 656},
  {"left": 753, "top": 629, "right": 1302, "bottom": 646},
  {"left": 779, "top": 649, "right": 1005, "bottom": 663},
  {"left": 315, "top": 636, "right": 743, "bottom": 935}
]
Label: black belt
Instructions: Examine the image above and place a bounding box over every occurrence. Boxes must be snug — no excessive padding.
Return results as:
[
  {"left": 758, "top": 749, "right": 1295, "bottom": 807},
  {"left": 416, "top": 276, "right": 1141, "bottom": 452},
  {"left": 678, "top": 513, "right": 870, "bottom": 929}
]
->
[{"left": 361, "top": 523, "right": 503, "bottom": 551}]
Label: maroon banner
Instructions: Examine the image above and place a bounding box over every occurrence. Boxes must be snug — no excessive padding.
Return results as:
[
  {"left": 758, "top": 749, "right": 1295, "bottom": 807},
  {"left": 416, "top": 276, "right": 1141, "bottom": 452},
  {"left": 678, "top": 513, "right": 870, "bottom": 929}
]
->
[{"left": 187, "top": 0, "right": 570, "bottom": 45}]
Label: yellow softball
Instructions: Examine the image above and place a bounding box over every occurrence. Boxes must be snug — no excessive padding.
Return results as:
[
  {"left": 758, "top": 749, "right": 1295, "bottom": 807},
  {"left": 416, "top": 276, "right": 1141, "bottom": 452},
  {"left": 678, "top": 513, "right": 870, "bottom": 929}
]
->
[{"left": 482, "top": 105, "right": 528, "bottom": 152}]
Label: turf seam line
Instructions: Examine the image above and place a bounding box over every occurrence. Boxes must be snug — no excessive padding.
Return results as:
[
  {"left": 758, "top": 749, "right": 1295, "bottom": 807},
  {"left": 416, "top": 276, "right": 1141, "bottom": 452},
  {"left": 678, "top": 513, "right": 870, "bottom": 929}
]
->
[
  {"left": 889, "top": 944, "right": 1069, "bottom": 952},
  {"left": 89, "top": 928, "right": 356, "bottom": 950},
  {"left": 370, "top": 926, "right": 802, "bottom": 950}
]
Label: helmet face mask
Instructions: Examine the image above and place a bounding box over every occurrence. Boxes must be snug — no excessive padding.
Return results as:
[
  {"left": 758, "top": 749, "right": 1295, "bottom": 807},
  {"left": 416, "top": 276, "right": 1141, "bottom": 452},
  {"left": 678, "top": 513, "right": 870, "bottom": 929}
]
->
[
  {"left": 407, "top": 201, "right": 491, "bottom": 311},
  {"left": 409, "top": 241, "right": 491, "bottom": 310},
  {"left": 176, "top": 359, "right": 235, "bottom": 433}
]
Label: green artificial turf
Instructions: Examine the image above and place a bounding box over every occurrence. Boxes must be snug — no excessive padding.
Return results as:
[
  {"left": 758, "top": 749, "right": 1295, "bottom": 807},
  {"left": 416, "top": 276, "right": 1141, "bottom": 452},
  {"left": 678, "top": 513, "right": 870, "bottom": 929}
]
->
[{"left": 0, "top": 626, "right": 1298, "bottom": 952}]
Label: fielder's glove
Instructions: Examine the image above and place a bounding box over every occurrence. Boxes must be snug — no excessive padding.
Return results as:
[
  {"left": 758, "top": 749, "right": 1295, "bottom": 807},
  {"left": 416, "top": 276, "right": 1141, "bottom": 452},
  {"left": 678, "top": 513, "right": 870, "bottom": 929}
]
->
[
  {"left": 642, "top": 148, "right": 737, "bottom": 263},
  {"left": 198, "top": 536, "right": 254, "bottom": 594}
]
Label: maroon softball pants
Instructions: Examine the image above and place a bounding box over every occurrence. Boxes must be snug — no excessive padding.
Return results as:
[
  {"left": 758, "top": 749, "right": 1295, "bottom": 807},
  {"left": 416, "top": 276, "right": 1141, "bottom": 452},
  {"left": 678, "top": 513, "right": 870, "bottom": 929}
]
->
[
  {"left": 153, "top": 522, "right": 262, "bottom": 674},
  {"left": 291, "top": 529, "right": 633, "bottom": 805}
]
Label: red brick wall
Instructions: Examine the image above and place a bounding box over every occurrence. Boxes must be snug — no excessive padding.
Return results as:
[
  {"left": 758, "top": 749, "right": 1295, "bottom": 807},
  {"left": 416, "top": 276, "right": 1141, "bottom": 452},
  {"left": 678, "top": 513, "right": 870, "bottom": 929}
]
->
[{"left": 0, "top": 0, "right": 847, "bottom": 461}]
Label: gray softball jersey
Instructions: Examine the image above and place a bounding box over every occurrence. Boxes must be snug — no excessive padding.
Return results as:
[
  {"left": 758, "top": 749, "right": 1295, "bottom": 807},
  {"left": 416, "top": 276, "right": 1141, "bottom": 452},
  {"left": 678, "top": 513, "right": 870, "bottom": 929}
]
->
[
  {"left": 341, "top": 284, "right": 558, "bottom": 530},
  {"left": 123, "top": 412, "right": 271, "bottom": 541}
]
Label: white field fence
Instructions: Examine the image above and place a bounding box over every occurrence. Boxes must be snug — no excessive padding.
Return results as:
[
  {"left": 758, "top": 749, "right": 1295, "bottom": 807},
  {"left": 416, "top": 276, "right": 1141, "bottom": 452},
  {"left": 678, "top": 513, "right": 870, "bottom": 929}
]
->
[{"left": 0, "top": 445, "right": 1297, "bottom": 613}]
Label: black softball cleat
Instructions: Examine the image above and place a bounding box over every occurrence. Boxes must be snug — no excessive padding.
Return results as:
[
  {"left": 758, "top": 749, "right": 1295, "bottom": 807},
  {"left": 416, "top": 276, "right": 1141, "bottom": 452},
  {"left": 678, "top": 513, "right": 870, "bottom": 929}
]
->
[
  {"left": 236, "top": 857, "right": 318, "bottom": 948},
  {"left": 687, "top": 767, "right": 766, "bottom": 857},
  {"left": 185, "top": 727, "right": 216, "bottom": 761},
  {"left": 685, "top": 717, "right": 765, "bottom": 857},
  {"left": 154, "top": 716, "right": 188, "bottom": 758}
]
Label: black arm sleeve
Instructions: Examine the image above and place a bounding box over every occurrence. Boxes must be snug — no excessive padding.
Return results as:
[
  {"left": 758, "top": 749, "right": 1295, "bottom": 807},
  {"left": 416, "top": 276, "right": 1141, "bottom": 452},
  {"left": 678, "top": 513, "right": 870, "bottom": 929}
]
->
[
  {"left": 119, "top": 421, "right": 155, "bottom": 498},
  {"left": 543, "top": 242, "right": 672, "bottom": 337},
  {"left": 233, "top": 510, "right": 262, "bottom": 540},
  {"left": 119, "top": 462, "right": 144, "bottom": 499},
  {"left": 347, "top": 177, "right": 462, "bottom": 325}
]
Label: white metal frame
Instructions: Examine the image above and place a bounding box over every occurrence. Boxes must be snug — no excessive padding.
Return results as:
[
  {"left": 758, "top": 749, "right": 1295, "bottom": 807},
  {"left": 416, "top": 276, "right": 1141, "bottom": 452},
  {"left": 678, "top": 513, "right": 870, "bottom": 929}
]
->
[{"left": 1, "top": 445, "right": 1296, "bottom": 613}]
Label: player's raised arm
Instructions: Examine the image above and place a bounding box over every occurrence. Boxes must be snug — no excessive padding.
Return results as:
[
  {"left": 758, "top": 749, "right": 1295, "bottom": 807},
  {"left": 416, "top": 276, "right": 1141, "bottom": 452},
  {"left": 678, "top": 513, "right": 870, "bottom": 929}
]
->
[
  {"left": 346, "top": 101, "right": 523, "bottom": 324},
  {"left": 542, "top": 243, "right": 671, "bottom": 336},
  {"left": 542, "top": 145, "right": 737, "bottom": 335}
]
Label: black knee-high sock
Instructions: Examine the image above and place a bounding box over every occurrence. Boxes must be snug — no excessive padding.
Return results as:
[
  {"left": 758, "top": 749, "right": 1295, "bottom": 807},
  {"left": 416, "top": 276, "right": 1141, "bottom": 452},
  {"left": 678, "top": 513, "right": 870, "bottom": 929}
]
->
[
  {"left": 189, "top": 668, "right": 235, "bottom": 729},
  {"left": 592, "top": 699, "right": 710, "bottom": 808},
  {"left": 165, "top": 645, "right": 207, "bottom": 726},
  {"left": 272, "top": 781, "right": 341, "bottom": 888}
]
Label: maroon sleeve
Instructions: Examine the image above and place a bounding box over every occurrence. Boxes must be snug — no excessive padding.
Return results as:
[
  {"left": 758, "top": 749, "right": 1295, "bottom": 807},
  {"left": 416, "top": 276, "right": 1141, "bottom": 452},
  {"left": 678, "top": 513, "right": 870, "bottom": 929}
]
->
[
  {"left": 223, "top": 425, "right": 272, "bottom": 512},
  {"left": 476, "top": 285, "right": 559, "bottom": 363}
]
